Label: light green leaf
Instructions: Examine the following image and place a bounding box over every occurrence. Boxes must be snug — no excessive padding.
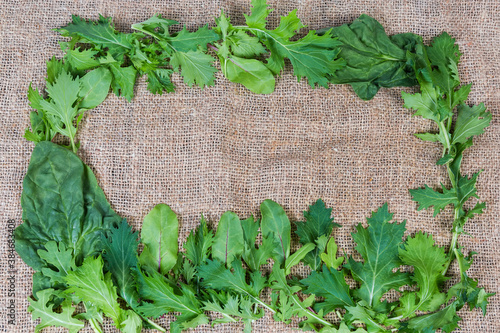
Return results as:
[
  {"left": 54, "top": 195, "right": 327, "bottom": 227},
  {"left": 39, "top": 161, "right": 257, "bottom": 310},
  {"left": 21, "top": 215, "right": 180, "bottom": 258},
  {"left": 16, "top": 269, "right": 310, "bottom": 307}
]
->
[
  {"left": 79, "top": 67, "right": 112, "bottom": 109},
  {"left": 409, "top": 184, "right": 458, "bottom": 216},
  {"left": 212, "top": 211, "right": 244, "bottom": 267},
  {"left": 260, "top": 199, "right": 291, "bottom": 266},
  {"left": 170, "top": 50, "right": 217, "bottom": 88},
  {"left": 320, "top": 237, "right": 344, "bottom": 270},
  {"left": 219, "top": 55, "right": 275, "bottom": 94},
  {"left": 452, "top": 103, "right": 492, "bottom": 144},
  {"left": 139, "top": 203, "right": 178, "bottom": 275},
  {"left": 284, "top": 242, "right": 315, "bottom": 275},
  {"left": 108, "top": 63, "right": 137, "bottom": 101}
]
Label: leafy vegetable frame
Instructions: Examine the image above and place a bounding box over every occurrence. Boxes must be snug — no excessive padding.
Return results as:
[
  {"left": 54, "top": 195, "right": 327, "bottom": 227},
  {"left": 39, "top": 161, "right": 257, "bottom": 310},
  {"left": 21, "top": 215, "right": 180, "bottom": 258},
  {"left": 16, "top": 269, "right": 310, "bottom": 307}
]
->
[{"left": 16, "top": 1, "right": 494, "bottom": 332}]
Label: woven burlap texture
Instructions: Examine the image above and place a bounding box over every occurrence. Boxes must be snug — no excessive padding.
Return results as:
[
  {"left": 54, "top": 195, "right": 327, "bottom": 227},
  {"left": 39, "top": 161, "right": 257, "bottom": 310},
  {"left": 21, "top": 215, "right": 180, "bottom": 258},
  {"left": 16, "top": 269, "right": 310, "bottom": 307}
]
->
[{"left": 0, "top": 0, "right": 498, "bottom": 332}]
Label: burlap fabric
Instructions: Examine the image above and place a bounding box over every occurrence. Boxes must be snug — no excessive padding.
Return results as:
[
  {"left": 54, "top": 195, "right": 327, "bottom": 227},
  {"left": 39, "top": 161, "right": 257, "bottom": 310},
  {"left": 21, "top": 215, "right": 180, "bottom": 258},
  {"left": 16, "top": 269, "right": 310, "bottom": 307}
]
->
[{"left": 0, "top": 0, "right": 498, "bottom": 332}]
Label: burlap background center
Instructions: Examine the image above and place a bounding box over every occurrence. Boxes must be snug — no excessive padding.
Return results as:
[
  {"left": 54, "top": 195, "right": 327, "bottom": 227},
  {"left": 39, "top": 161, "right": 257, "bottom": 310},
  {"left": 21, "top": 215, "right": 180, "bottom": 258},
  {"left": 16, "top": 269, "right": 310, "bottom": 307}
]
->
[{"left": 0, "top": 0, "right": 498, "bottom": 332}]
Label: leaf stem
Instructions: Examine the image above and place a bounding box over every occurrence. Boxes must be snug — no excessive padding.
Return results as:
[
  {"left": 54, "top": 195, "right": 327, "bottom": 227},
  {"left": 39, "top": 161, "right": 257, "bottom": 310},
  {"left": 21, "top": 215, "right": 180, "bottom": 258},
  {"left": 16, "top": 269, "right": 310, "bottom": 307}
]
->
[{"left": 144, "top": 317, "right": 167, "bottom": 332}]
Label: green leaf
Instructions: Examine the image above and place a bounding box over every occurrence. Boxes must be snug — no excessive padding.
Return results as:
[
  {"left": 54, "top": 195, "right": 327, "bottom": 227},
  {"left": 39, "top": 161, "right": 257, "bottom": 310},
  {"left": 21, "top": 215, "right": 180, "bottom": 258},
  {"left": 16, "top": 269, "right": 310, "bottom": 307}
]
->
[
  {"left": 121, "top": 310, "right": 143, "bottom": 333},
  {"left": 108, "top": 64, "right": 137, "bottom": 101},
  {"left": 398, "top": 232, "right": 447, "bottom": 318},
  {"left": 240, "top": 217, "right": 274, "bottom": 271},
  {"left": 295, "top": 199, "right": 340, "bottom": 270},
  {"left": 328, "top": 14, "right": 420, "bottom": 100},
  {"left": 320, "top": 237, "right": 344, "bottom": 270},
  {"left": 406, "top": 302, "right": 461, "bottom": 333},
  {"left": 28, "top": 289, "right": 84, "bottom": 333},
  {"left": 219, "top": 55, "right": 275, "bottom": 94},
  {"left": 15, "top": 142, "right": 121, "bottom": 271},
  {"left": 452, "top": 103, "right": 492, "bottom": 144},
  {"left": 170, "top": 50, "right": 218, "bottom": 88},
  {"left": 301, "top": 266, "right": 354, "bottom": 313},
  {"left": 345, "top": 304, "right": 387, "bottom": 332},
  {"left": 425, "top": 32, "right": 461, "bottom": 94},
  {"left": 244, "top": 0, "right": 271, "bottom": 30},
  {"left": 198, "top": 259, "right": 272, "bottom": 313},
  {"left": 260, "top": 199, "right": 291, "bottom": 266},
  {"left": 183, "top": 216, "right": 214, "bottom": 267},
  {"left": 212, "top": 211, "right": 244, "bottom": 267},
  {"left": 166, "top": 25, "right": 219, "bottom": 53},
  {"left": 136, "top": 269, "right": 207, "bottom": 327},
  {"left": 284, "top": 242, "right": 315, "bottom": 275},
  {"left": 269, "top": 263, "right": 331, "bottom": 329},
  {"left": 59, "top": 15, "right": 135, "bottom": 61},
  {"left": 414, "top": 132, "right": 442, "bottom": 143},
  {"left": 102, "top": 220, "right": 140, "bottom": 308},
  {"left": 401, "top": 82, "right": 444, "bottom": 122},
  {"left": 38, "top": 241, "right": 76, "bottom": 285},
  {"left": 409, "top": 184, "right": 458, "bottom": 216},
  {"left": 64, "top": 47, "right": 101, "bottom": 71},
  {"left": 38, "top": 70, "right": 81, "bottom": 140},
  {"left": 65, "top": 256, "right": 124, "bottom": 327},
  {"left": 344, "top": 204, "right": 410, "bottom": 310},
  {"left": 146, "top": 68, "right": 175, "bottom": 94},
  {"left": 456, "top": 171, "right": 481, "bottom": 205},
  {"left": 79, "top": 67, "right": 112, "bottom": 109},
  {"left": 139, "top": 203, "right": 179, "bottom": 274}
]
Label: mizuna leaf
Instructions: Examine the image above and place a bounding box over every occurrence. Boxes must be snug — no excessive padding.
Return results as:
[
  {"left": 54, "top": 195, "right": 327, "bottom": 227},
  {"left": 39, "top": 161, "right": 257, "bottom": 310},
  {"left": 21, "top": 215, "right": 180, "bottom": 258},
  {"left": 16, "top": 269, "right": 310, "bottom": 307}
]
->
[
  {"left": 344, "top": 204, "right": 410, "bottom": 311},
  {"left": 183, "top": 216, "right": 214, "bottom": 267},
  {"left": 212, "top": 211, "right": 244, "bottom": 267},
  {"left": 108, "top": 63, "right": 137, "bottom": 101},
  {"left": 102, "top": 220, "right": 140, "bottom": 308},
  {"left": 406, "top": 302, "right": 461, "bottom": 333},
  {"left": 170, "top": 50, "right": 218, "bottom": 88},
  {"left": 139, "top": 203, "right": 179, "bottom": 275},
  {"left": 260, "top": 199, "right": 291, "bottom": 266},
  {"left": 398, "top": 232, "right": 448, "bottom": 317},
  {"left": 28, "top": 289, "right": 84, "bottom": 333},
  {"left": 38, "top": 241, "right": 76, "bottom": 285},
  {"left": 146, "top": 68, "right": 175, "bottom": 95},
  {"left": 78, "top": 67, "right": 112, "bottom": 109},
  {"left": 65, "top": 256, "right": 125, "bottom": 327},
  {"left": 409, "top": 184, "right": 458, "bottom": 216},
  {"left": 301, "top": 266, "right": 355, "bottom": 313},
  {"left": 425, "top": 32, "right": 461, "bottom": 94}
]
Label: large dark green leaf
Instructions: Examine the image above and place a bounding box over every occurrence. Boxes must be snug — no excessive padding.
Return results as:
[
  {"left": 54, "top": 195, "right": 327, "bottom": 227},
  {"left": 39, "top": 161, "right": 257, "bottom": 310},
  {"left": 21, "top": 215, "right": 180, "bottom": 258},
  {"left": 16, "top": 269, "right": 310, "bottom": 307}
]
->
[{"left": 15, "top": 141, "right": 121, "bottom": 271}]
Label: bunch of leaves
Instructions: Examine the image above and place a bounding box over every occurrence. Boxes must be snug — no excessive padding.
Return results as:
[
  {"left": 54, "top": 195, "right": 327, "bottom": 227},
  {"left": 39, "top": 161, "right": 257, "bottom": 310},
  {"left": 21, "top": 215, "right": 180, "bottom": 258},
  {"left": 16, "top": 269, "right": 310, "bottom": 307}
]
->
[
  {"left": 25, "top": 58, "right": 112, "bottom": 151},
  {"left": 299, "top": 204, "right": 493, "bottom": 333},
  {"left": 15, "top": 142, "right": 155, "bottom": 332},
  {"left": 402, "top": 32, "right": 492, "bottom": 274},
  {"left": 211, "top": 0, "right": 345, "bottom": 93},
  {"left": 321, "top": 14, "right": 421, "bottom": 100}
]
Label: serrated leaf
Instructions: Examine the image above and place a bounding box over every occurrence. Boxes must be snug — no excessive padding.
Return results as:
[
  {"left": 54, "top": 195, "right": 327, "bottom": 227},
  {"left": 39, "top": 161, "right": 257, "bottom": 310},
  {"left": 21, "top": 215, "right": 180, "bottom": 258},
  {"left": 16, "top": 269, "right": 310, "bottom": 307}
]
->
[
  {"left": 29, "top": 289, "right": 84, "bottom": 333},
  {"left": 344, "top": 204, "right": 410, "bottom": 310},
  {"left": 456, "top": 171, "right": 481, "bottom": 205},
  {"left": 120, "top": 310, "right": 143, "bottom": 333},
  {"left": 244, "top": 0, "right": 271, "bottom": 30},
  {"left": 167, "top": 25, "right": 219, "bottom": 53},
  {"left": 65, "top": 256, "right": 124, "bottom": 327},
  {"left": 301, "top": 266, "right": 354, "bottom": 314},
  {"left": 409, "top": 184, "right": 458, "bottom": 216},
  {"left": 260, "top": 199, "right": 291, "bottom": 266},
  {"left": 146, "top": 68, "right": 175, "bottom": 94},
  {"left": 212, "top": 211, "right": 244, "bottom": 267},
  {"left": 345, "top": 304, "right": 387, "bottom": 332},
  {"left": 131, "top": 14, "right": 178, "bottom": 38},
  {"left": 102, "top": 220, "right": 140, "bottom": 308},
  {"left": 407, "top": 302, "right": 461, "bottom": 333},
  {"left": 183, "top": 217, "right": 214, "bottom": 267},
  {"left": 170, "top": 50, "right": 217, "bottom": 88},
  {"left": 139, "top": 203, "right": 178, "bottom": 275},
  {"left": 79, "top": 67, "right": 112, "bottom": 109},
  {"left": 59, "top": 15, "right": 134, "bottom": 61},
  {"left": 295, "top": 199, "right": 339, "bottom": 244},
  {"left": 320, "top": 237, "right": 344, "bottom": 270},
  {"left": 65, "top": 47, "right": 101, "bottom": 71},
  {"left": 398, "top": 232, "right": 447, "bottom": 317},
  {"left": 452, "top": 103, "right": 492, "bottom": 144},
  {"left": 425, "top": 32, "right": 461, "bottom": 93},
  {"left": 38, "top": 241, "right": 76, "bottom": 285},
  {"left": 108, "top": 64, "right": 137, "bottom": 101}
]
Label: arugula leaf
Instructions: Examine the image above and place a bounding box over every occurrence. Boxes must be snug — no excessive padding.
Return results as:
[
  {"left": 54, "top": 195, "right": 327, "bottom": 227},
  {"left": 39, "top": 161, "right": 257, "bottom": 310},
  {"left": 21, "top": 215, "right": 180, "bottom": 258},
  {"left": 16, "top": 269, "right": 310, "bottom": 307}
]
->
[
  {"left": 260, "top": 199, "right": 291, "bottom": 266},
  {"left": 29, "top": 289, "right": 84, "bottom": 333},
  {"left": 409, "top": 184, "right": 458, "bottom": 216},
  {"left": 301, "top": 266, "right": 354, "bottom": 313},
  {"left": 398, "top": 232, "right": 447, "bottom": 317},
  {"left": 344, "top": 204, "right": 409, "bottom": 311},
  {"left": 294, "top": 199, "right": 340, "bottom": 270},
  {"left": 15, "top": 142, "right": 121, "bottom": 271},
  {"left": 212, "top": 211, "right": 244, "bottom": 267},
  {"left": 327, "top": 14, "right": 420, "bottom": 100},
  {"left": 66, "top": 256, "right": 125, "bottom": 327},
  {"left": 198, "top": 258, "right": 272, "bottom": 313},
  {"left": 102, "top": 220, "right": 140, "bottom": 308},
  {"left": 139, "top": 203, "right": 178, "bottom": 274},
  {"left": 240, "top": 216, "right": 275, "bottom": 271},
  {"left": 269, "top": 263, "right": 332, "bottom": 329}
]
